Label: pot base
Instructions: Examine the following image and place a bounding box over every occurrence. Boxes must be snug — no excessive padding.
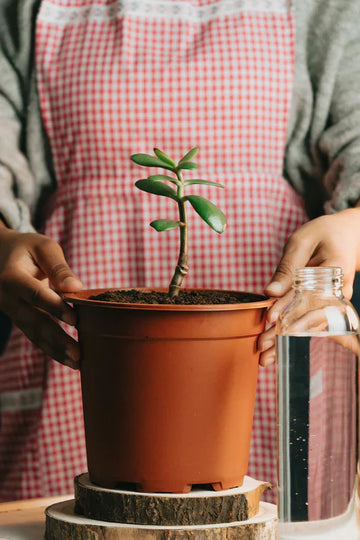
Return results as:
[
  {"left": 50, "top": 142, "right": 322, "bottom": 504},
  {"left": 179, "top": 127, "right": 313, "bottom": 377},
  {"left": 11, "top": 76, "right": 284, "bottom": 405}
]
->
[{"left": 92, "top": 477, "right": 245, "bottom": 494}]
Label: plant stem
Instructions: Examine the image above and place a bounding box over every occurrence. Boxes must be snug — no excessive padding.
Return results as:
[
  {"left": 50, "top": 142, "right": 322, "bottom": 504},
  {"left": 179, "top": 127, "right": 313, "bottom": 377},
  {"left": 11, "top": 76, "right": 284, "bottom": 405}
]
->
[{"left": 169, "top": 170, "right": 188, "bottom": 298}]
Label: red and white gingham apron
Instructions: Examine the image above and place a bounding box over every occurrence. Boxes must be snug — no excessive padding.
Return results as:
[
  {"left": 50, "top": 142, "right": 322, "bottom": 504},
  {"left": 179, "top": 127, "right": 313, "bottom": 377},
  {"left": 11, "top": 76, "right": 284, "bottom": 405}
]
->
[{"left": 0, "top": 0, "right": 308, "bottom": 501}]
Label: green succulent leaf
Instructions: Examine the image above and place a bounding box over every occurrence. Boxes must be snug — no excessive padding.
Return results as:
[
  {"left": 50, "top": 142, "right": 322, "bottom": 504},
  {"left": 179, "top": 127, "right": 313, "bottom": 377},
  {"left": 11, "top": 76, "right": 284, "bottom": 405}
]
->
[
  {"left": 177, "top": 161, "right": 199, "bottom": 170},
  {"left": 148, "top": 174, "right": 179, "bottom": 186},
  {"left": 150, "top": 219, "right": 180, "bottom": 231},
  {"left": 185, "top": 195, "right": 227, "bottom": 234},
  {"left": 153, "top": 148, "right": 176, "bottom": 168},
  {"left": 135, "top": 179, "right": 178, "bottom": 200},
  {"left": 184, "top": 179, "right": 224, "bottom": 188},
  {"left": 178, "top": 147, "right": 199, "bottom": 164},
  {"left": 131, "top": 153, "right": 175, "bottom": 171}
]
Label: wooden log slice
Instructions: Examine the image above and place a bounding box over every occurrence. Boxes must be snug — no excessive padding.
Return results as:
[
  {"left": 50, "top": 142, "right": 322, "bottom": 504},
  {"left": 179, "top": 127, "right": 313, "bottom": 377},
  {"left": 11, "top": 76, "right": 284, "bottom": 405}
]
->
[
  {"left": 74, "top": 473, "right": 271, "bottom": 526},
  {"left": 45, "top": 499, "right": 277, "bottom": 540}
]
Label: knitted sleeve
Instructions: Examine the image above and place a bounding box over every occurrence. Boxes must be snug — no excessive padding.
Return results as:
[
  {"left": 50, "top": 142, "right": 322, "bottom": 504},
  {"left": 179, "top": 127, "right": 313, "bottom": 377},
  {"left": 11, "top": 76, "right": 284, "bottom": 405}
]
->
[
  {"left": 285, "top": 0, "right": 360, "bottom": 217},
  {"left": 0, "top": 0, "right": 41, "bottom": 232},
  {"left": 318, "top": 30, "right": 360, "bottom": 213}
]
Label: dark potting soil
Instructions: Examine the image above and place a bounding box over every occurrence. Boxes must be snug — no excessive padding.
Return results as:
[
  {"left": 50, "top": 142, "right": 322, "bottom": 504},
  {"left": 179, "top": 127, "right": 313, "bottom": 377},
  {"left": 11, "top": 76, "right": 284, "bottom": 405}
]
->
[{"left": 89, "top": 289, "right": 266, "bottom": 305}]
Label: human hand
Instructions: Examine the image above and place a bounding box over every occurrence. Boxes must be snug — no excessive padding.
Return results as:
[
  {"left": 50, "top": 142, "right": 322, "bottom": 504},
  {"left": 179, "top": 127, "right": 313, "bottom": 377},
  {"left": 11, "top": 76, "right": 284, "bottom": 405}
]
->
[
  {"left": 258, "top": 207, "right": 360, "bottom": 366},
  {"left": 0, "top": 224, "right": 83, "bottom": 369}
]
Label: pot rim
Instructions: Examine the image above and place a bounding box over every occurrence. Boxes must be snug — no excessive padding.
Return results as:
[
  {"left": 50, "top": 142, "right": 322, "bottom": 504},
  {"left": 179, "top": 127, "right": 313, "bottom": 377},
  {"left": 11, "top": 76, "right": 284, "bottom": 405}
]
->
[{"left": 62, "top": 288, "right": 275, "bottom": 312}]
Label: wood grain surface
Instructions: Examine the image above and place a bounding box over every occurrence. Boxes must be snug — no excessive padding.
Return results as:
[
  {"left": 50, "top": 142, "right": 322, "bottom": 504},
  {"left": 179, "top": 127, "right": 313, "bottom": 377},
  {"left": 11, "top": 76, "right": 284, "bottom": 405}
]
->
[
  {"left": 45, "top": 499, "right": 278, "bottom": 539},
  {"left": 74, "top": 473, "right": 271, "bottom": 526}
]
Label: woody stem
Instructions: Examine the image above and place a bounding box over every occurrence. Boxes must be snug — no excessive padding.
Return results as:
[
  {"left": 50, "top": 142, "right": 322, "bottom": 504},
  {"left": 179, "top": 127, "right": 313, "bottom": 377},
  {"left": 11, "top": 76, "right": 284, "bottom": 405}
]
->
[{"left": 169, "top": 170, "right": 188, "bottom": 298}]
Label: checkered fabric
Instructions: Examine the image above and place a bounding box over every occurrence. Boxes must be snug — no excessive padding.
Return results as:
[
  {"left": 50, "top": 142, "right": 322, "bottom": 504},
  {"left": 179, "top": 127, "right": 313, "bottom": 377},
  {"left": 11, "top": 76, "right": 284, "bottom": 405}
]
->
[{"left": 0, "top": 0, "right": 308, "bottom": 501}]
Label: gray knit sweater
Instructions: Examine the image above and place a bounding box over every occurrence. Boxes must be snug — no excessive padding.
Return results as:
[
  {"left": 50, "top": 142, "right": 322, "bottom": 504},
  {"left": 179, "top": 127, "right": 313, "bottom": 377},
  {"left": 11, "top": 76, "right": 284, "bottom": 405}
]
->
[{"left": 0, "top": 0, "right": 360, "bottom": 232}]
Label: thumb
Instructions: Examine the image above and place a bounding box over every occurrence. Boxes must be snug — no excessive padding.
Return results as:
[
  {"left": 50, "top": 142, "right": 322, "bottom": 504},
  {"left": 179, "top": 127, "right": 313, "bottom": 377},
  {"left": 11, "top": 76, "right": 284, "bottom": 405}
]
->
[
  {"left": 265, "top": 261, "right": 294, "bottom": 298},
  {"left": 35, "top": 239, "right": 83, "bottom": 292},
  {"left": 265, "top": 234, "right": 312, "bottom": 297}
]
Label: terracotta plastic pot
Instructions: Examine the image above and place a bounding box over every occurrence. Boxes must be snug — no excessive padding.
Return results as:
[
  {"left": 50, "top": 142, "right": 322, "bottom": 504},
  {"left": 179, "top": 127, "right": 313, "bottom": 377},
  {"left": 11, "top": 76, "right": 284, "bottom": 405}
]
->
[{"left": 65, "top": 288, "right": 273, "bottom": 493}]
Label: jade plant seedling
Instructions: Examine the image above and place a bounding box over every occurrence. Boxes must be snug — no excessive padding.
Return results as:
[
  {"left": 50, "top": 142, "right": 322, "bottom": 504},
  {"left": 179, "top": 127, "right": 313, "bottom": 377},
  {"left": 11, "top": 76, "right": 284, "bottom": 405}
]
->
[{"left": 130, "top": 147, "right": 227, "bottom": 298}]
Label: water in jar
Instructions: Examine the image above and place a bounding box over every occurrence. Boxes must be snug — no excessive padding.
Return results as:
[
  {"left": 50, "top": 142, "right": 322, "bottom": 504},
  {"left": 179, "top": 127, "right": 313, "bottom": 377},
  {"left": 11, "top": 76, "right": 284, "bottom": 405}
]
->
[{"left": 277, "top": 333, "right": 358, "bottom": 523}]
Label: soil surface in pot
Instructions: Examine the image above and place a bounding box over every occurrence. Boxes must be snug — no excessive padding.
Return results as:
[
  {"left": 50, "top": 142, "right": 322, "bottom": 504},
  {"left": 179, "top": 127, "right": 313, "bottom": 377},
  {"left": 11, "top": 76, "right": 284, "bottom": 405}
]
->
[{"left": 89, "top": 289, "right": 266, "bottom": 305}]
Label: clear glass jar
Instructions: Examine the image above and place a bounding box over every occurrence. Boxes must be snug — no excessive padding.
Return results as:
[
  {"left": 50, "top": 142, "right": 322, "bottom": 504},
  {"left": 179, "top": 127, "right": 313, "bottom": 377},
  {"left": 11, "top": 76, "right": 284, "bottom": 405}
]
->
[{"left": 276, "top": 267, "right": 359, "bottom": 535}]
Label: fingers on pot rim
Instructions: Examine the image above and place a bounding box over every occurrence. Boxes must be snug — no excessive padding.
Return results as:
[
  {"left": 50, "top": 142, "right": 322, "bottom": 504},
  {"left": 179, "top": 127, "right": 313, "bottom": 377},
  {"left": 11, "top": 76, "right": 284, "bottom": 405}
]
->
[{"left": 6, "top": 299, "right": 80, "bottom": 369}]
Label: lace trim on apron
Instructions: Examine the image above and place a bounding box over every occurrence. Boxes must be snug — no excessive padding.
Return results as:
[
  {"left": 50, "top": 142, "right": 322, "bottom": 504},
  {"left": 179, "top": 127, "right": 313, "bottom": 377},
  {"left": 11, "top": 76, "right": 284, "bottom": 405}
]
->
[
  {"left": 39, "top": 0, "right": 292, "bottom": 25},
  {"left": 0, "top": 388, "right": 43, "bottom": 412}
]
